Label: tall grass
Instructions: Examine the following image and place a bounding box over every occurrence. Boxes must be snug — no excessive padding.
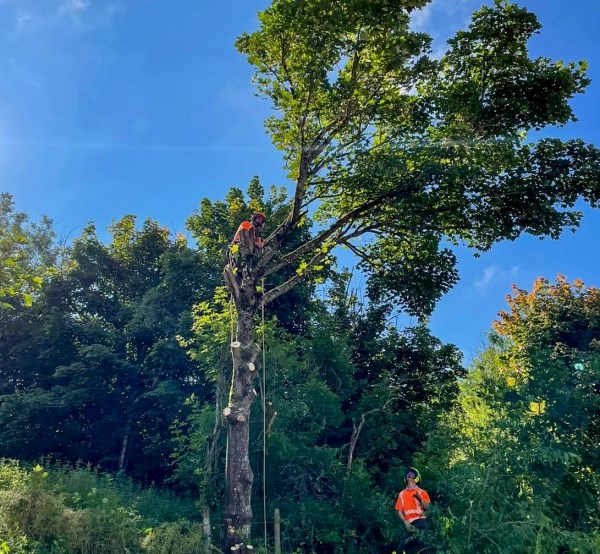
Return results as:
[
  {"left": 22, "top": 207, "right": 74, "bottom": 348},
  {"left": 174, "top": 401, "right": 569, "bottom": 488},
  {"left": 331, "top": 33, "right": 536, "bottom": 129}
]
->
[{"left": 0, "top": 459, "right": 207, "bottom": 554}]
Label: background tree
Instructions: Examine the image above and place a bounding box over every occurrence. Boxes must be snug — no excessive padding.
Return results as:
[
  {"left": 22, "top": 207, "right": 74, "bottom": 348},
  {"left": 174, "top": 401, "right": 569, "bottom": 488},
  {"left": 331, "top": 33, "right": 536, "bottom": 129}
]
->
[
  {"left": 213, "top": 0, "right": 600, "bottom": 548},
  {"left": 0, "top": 192, "right": 56, "bottom": 309},
  {"left": 422, "top": 277, "right": 600, "bottom": 553},
  {"left": 0, "top": 216, "right": 210, "bottom": 482}
]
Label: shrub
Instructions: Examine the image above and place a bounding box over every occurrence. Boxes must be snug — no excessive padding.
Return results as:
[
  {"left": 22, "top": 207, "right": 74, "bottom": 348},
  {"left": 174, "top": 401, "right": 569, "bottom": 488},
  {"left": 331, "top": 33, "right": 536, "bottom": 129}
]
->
[
  {"left": 141, "top": 521, "right": 207, "bottom": 554},
  {"left": 0, "top": 460, "right": 206, "bottom": 554}
]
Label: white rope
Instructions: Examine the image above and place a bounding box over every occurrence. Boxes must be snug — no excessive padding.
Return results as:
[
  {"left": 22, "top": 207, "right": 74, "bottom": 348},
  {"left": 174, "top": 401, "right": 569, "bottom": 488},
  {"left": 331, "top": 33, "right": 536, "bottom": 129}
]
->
[{"left": 261, "top": 277, "right": 267, "bottom": 552}]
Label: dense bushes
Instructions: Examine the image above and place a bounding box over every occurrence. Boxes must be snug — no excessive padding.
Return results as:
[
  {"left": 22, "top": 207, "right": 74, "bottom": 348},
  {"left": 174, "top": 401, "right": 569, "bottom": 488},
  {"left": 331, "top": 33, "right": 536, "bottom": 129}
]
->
[{"left": 0, "top": 460, "right": 205, "bottom": 554}]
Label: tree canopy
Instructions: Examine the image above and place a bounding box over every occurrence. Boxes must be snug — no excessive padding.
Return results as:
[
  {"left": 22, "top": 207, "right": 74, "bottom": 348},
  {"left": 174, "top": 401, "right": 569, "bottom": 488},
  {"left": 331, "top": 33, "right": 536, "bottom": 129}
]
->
[
  {"left": 233, "top": 0, "right": 600, "bottom": 316},
  {"left": 0, "top": 193, "right": 55, "bottom": 309}
]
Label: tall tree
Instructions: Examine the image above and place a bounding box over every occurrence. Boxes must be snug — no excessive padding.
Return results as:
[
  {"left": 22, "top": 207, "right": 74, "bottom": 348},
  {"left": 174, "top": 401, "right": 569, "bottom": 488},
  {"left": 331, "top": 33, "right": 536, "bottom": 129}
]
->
[{"left": 216, "top": 1, "right": 600, "bottom": 549}]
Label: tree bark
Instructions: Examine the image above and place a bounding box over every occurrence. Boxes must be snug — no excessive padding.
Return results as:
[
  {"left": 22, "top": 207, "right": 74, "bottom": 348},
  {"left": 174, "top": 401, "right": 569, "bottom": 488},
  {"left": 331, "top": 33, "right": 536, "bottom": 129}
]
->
[
  {"left": 202, "top": 504, "right": 212, "bottom": 552},
  {"left": 221, "top": 227, "right": 262, "bottom": 553},
  {"left": 347, "top": 414, "right": 366, "bottom": 474},
  {"left": 118, "top": 418, "right": 131, "bottom": 472}
]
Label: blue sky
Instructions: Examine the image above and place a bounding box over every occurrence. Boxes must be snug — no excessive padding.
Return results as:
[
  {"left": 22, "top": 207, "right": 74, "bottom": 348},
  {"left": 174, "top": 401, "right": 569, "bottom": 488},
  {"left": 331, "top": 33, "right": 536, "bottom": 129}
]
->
[{"left": 1, "top": 0, "right": 599, "bottom": 361}]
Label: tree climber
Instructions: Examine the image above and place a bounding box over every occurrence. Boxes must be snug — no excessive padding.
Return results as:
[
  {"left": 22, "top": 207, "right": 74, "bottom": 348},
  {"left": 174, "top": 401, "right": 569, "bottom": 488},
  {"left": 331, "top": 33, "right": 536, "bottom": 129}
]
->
[
  {"left": 227, "top": 212, "right": 266, "bottom": 283},
  {"left": 232, "top": 212, "right": 266, "bottom": 250},
  {"left": 395, "top": 467, "right": 433, "bottom": 554}
]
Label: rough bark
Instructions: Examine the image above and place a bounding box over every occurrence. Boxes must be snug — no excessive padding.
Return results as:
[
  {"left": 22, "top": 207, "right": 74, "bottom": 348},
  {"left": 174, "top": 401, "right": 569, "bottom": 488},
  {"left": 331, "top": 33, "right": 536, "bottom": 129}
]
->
[
  {"left": 202, "top": 504, "right": 212, "bottom": 552},
  {"left": 221, "top": 227, "right": 262, "bottom": 553},
  {"left": 118, "top": 419, "right": 131, "bottom": 472}
]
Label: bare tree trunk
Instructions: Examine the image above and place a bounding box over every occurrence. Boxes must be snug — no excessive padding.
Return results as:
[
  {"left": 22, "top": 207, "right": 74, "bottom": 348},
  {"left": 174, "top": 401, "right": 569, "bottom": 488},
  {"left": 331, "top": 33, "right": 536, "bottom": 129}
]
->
[
  {"left": 202, "top": 504, "right": 212, "bottom": 552},
  {"left": 221, "top": 228, "right": 262, "bottom": 553},
  {"left": 274, "top": 508, "right": 281, "bottom": 554},
  {"left": 347, "top": 414, "right": 366, "bottom": 474},
  {"left": 118, "top": 419, "right": 131, "bottom": 472},
  {"left": 221, "top": 309, "right": 260, "bottom": 552}
]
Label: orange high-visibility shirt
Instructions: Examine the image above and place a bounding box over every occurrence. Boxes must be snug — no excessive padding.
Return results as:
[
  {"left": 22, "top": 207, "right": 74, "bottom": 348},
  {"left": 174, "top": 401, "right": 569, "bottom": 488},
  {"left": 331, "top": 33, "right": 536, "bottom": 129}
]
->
[
  {"left": 395, "top": 487, "right": 430, "bottom": 522},
  {"left": 233, "top": 221, "right": 263, "bottom": 248}
]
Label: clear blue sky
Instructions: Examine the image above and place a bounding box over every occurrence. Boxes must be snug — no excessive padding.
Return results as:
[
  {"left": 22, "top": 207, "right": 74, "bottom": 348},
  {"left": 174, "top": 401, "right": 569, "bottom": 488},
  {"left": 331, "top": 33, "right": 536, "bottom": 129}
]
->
[{"left": 2, "top": 0, "right": 599, "bottom": 361}]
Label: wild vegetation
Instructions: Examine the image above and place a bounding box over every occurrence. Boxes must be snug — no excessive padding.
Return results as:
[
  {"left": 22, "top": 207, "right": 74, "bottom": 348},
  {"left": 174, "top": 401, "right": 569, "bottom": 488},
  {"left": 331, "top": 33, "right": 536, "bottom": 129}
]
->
[
  {"left": 0, "top": 460, "right": 203, "bottom": 554},
  {"left": 1, "top": 0, "right": 600, "bottom": 552},
  {"left": 1, "top": 188, "right": 598, "bottom": 552}
]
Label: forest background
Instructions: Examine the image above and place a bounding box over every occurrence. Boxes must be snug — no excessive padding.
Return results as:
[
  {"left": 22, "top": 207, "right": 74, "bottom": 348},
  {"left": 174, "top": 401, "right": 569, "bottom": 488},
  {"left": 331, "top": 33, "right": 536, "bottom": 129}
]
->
[{"left": 1, "top": 1, "right": 599, "bottom": 553}]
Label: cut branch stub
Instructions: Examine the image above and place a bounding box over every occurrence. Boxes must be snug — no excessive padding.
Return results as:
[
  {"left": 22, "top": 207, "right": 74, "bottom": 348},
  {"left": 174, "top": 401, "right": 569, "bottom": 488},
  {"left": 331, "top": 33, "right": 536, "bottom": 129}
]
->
[
  {"left": 231, "top": 341, "right": 261, "bottom": 368},
  {"left": 223, "top": 406, "right": 246, "bottom": 424},
  {"left": 231, "top": 341, "right": 242, "bottom": 364}
]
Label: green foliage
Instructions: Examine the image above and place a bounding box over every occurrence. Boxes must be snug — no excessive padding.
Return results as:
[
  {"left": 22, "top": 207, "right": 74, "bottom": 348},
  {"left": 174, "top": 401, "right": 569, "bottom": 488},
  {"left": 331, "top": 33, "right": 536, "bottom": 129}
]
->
[
  {"left": 171, "top": 289, "right": 230, "bottom": 503},
  {"left": 0, "top": 216, "right": 211, "bottom": 482},
  {"left": 141, "top": 521, "right": 206, "bottom": 554},
  {"left": 422, "top": 277, "right": 600, "bottom": 553},
  {"left": 0, "top": 193, "right": 55, "bottom": 309},
  {"left": 0, "top": 460, "right": 203, "bottom": 554},
  {"left": 427, "top": 1, "right": 589, "bottom": 137}
]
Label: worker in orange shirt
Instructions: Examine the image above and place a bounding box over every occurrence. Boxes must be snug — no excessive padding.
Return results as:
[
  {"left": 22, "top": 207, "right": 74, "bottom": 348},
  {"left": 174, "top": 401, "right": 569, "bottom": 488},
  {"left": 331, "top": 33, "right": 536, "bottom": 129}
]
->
[
  {"left": 228, "top": 212, "right": 266, "bottom": 270},
  {"left": 395, "top": 467, "right": 432, "bottom": 554},
  {"left": 232, "top": 212, "right": 266, "bottom": 250}
]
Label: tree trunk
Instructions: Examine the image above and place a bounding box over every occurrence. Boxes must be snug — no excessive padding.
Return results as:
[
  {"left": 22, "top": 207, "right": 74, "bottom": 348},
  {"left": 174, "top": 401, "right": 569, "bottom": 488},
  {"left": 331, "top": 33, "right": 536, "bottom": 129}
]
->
[
  {"left": 202, "top": 504, "right": 212, "bottom": 552},
  {"left": 201, "top": 366, "right": 224, "bottom": 553},
  {"left": 221, "top": 308, "right": 260, "bottom": 552},
  {"left": 118, "top": 419, "right": 131, "bottom": 472},
  {"left": 221, "top": 227, "right": 262, "bottom": 553}
]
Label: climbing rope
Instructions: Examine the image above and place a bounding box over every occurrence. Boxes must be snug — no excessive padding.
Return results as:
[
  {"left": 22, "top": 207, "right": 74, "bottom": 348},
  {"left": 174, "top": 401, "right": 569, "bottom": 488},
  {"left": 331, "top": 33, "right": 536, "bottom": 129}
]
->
[
  {"left": 229, "top": 296, "right": 236, "bottom": 344},
  {"left": 261, "top": 277, "right": 267, "bottom": 552}
]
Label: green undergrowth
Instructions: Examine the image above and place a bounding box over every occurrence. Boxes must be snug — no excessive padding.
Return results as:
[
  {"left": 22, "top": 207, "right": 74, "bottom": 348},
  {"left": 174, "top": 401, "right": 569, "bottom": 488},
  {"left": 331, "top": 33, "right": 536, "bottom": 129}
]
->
[{"left": 0, "top": 459, "right": 206, "bottom": 554}]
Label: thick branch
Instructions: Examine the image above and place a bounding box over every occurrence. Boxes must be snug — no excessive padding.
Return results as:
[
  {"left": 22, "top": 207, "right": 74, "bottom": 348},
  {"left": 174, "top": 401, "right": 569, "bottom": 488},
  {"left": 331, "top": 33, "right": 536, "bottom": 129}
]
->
[
  {"left": 285, "top": 40, "right": 363, "bottom": 238},
  {"left": 261, "top": 250, "right": 328, "bottom": 306},
  {"left": 262, "top": 193, "right": 391, "bottom": 277}
]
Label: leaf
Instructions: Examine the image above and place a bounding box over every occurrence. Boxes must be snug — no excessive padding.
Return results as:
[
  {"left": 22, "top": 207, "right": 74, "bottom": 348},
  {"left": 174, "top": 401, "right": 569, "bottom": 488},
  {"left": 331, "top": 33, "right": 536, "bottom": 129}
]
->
[{"left": 296, "top": 261, "right": 308, "bottom": 275}]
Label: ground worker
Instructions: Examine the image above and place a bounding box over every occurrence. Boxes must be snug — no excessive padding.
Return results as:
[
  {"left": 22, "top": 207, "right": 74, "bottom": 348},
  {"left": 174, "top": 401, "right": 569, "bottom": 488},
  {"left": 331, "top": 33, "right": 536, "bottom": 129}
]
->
[{"left": 395, "top": 467, "right": 432, "bottom": 554}]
